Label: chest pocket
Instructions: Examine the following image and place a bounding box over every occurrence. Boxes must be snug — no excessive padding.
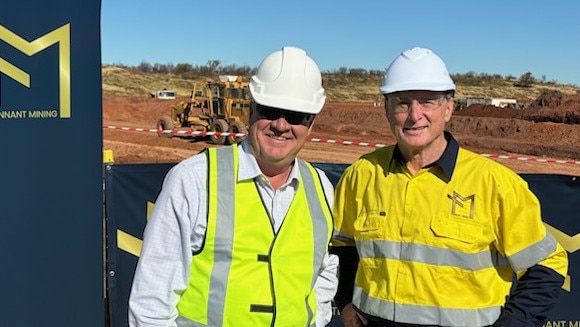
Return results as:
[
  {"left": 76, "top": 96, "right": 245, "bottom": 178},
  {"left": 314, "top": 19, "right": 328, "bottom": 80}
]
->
[
  {"left": 353, "top": 211, "right": 388, "bottom": 240},
  {"left": 430, "top": 216, "right": 492, "bottom": 252}
]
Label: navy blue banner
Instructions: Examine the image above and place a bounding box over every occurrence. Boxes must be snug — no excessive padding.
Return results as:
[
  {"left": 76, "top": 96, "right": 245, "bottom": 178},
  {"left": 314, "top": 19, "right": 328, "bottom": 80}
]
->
[
  {"left": 520, "top": 174, "right": 580, "bottom": 325},
  {"left": 0, "top": 2, "right": 103, "bottom": 327},
  {"left": 104, "top": 163, "right": 580, "bottom": 327},
  {"left": 105, "top": 163, "right": 176, "bottom": 327}
]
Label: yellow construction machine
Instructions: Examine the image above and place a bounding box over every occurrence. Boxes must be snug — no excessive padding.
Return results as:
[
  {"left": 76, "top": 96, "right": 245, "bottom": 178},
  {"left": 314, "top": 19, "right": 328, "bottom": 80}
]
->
[{"left": 156, "top": 75, "right": 252, "bottom": 144}]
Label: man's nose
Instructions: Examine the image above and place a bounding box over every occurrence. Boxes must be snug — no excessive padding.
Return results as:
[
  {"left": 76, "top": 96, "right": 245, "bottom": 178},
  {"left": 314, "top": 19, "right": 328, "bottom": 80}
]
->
[{"left": 270, "top": 115, "right": 291, "bottom": 131}]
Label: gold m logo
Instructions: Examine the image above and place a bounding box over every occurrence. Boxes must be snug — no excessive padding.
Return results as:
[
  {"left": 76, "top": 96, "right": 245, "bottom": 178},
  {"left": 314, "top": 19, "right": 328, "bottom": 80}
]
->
[
  {"left": 0, "top": 24, "right": 71, "bottom": 118},
  {"left": 447, "top": 191, "right": 475, "bottom": 218}
]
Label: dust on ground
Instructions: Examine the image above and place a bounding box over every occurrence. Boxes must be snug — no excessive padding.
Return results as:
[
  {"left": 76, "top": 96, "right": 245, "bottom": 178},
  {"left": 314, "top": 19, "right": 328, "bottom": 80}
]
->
[{"left": 103, "top": 90, "right": 580, "bottom": 176}]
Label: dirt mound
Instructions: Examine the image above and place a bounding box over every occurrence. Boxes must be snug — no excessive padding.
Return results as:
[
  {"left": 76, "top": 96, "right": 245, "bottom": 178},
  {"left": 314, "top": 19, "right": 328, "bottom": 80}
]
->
[
  {"left": 454, "top": 90, "right": 580, "bottom": 124},
  {"left": 447, "top": 90, "right": 580, "bottom": 160},
  {"left": 454, "top": 104, "right": 520, "bottom": 119},
  {"left": 102, "top": 96, "right": 182, "bottom": 126},
  {"left": 529, "top": 90, "right": 564, "bottom": 109},
  {"left": 314, "top": 103, "right": 386, "bottom": 137},
  {"left": 519, "top": 90, "right": 580, "bottom": 124}
]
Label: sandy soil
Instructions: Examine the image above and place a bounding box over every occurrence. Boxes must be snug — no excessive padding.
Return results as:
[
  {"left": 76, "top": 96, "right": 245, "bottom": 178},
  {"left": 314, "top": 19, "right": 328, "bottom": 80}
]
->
[{"left": 103, "top": 91, "right": 580, "bottom": 176}]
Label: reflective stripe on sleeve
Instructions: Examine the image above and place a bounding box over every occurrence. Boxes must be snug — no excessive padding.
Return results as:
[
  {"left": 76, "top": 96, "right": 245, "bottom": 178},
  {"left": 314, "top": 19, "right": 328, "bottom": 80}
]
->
[{"left": 508, "top": 231, "right": 557, "bottom": 271}]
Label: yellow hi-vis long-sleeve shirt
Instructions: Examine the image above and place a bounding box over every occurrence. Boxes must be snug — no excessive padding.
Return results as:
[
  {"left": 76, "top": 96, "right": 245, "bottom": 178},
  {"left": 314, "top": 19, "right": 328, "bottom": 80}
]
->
[{"left": 332, "top": 137, "right": 568, "bottom": 327}]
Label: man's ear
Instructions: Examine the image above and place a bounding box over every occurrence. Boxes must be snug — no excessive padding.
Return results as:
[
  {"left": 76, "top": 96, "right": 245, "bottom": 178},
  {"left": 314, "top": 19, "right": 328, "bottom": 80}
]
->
[
  {"left": 307, "top": 116, "right": 317, "bottom": 134},
  {"left": 249, "top": 102, "right": 258, "bottom": 123},
  {"left": 445, "top": 98, "right": 454, "bottom": 122}
]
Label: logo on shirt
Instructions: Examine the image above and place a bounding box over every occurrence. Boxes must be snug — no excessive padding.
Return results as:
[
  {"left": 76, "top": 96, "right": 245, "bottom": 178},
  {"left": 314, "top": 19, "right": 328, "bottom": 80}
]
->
[{"left": 447, "top": 191, "right": 475, "bottom": 218}]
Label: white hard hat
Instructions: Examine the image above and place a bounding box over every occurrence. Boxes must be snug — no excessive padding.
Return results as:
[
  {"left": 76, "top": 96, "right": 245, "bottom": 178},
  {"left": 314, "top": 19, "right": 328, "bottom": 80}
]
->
[
  {"left": 380, "top": 47, "right": 456, "bottom": 95},
  {"left": 249, "top": 46, "right": 326, "bottom": 114}
]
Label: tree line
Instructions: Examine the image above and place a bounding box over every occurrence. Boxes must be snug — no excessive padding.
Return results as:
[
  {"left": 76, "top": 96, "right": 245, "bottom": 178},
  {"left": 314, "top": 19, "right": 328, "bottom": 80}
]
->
[{"left": 106, "top": 60, "right": 555, "bottom": 88}]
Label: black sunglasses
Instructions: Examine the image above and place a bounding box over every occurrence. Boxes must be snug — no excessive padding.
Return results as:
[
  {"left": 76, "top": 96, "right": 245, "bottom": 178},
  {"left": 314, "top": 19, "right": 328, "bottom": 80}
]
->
[{"left": 254, "top": 104, "right": 315, "bottom": 126}]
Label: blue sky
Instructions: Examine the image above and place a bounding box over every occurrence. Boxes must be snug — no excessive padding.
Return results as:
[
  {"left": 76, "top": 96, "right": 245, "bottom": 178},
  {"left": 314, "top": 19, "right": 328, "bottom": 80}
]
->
[{"left": 101, "top": 1, "right": 580, "bottom": 86}]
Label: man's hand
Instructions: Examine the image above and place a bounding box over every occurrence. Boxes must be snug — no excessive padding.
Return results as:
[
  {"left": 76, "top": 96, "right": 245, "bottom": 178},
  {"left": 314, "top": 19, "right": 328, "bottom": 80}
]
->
[{"left": 340, "top": 303, "right": 368, "bottom": 327}]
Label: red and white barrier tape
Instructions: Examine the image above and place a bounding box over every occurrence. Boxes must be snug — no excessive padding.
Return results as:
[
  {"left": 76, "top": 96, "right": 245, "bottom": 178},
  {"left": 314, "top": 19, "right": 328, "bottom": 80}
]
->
[
  {"left": 479, "top": 154, "right": 580, "bottom": 165},
  {"left": 103, "top": 125, "right": 580, "bottom": 166}
]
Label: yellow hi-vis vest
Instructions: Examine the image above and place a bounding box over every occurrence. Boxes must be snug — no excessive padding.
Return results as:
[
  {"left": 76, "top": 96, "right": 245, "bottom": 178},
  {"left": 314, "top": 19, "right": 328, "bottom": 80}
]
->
[{"left": 176, "top": 145, "right": 333, "bottom": 327}]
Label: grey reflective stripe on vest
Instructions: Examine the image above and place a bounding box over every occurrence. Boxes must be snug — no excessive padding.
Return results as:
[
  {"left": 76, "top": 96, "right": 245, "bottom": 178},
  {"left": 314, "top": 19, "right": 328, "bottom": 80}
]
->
[
  {"left": 353, "top": 286, "right": 501, "bottom": 326},
  {"left": 297, "top": 160, "right": 329, "bottom": 327},
  {"left": 209, "top": 146, "right": 236, "bottom": 327},
  {"left": 356, "top": 240, "right": 510, "bottom": 271},
  {"left": 175, "top": 147, "right": 235, "bottom": 327},
  {"left": 297, "top": 160, "right": 328, "bottom": 286}
]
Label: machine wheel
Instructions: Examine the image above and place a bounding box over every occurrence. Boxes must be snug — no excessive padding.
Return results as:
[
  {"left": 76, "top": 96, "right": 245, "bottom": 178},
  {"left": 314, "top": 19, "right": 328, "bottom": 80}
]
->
[
  {"left": 156, "top": 116, "right": 175, "bottom": 138},
  {"left": 209, "top": 119, "right": 229, "bottom": 145},
  {"left": 226, "top": 121, "right": 248, "bottom": 144}
]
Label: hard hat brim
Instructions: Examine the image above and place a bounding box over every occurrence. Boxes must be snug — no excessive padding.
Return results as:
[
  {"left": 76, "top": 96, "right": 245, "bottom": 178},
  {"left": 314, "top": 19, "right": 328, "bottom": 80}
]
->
[{"left": 380, "top": 82, "right": 456, "bottom": 95}]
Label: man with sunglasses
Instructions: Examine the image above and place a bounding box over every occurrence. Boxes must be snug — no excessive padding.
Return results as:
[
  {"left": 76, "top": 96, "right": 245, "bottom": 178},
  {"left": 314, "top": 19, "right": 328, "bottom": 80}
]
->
[
  {"left": 129, "top": 46, "right": 338, "bottom": 327},
  {"left": 331, "top": 47, "right": 568, "bottom": 327}
]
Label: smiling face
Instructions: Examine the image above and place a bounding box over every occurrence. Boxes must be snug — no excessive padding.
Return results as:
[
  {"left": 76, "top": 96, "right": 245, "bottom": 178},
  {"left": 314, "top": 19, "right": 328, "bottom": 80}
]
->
[
  {"left": 385, "top": 90, "right": 454, "bottom": 160},
  {"left": 247, "top": 103, "right": 315, "bottom": 175}
]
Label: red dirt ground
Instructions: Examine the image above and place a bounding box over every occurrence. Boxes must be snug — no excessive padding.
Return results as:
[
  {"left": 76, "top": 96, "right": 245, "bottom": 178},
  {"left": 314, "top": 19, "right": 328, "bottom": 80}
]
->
[{"left": 103, "top": 90, "right": 580, "bottom": 176}]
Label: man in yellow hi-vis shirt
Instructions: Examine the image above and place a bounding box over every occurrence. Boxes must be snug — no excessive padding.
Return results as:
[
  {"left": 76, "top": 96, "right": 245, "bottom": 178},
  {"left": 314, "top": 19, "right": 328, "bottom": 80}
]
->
[{"left": 331, "top": 47, "right": 568, "bottom": 327}]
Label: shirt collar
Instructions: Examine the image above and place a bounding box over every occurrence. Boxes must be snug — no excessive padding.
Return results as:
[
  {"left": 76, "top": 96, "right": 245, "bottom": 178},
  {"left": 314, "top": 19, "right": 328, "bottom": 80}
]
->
[
  {"left": 393, "top": 131, "right": 459, "bottom": 182},
  {"left": 435, "top": 131, "right": 459, "bottom": 181}
]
